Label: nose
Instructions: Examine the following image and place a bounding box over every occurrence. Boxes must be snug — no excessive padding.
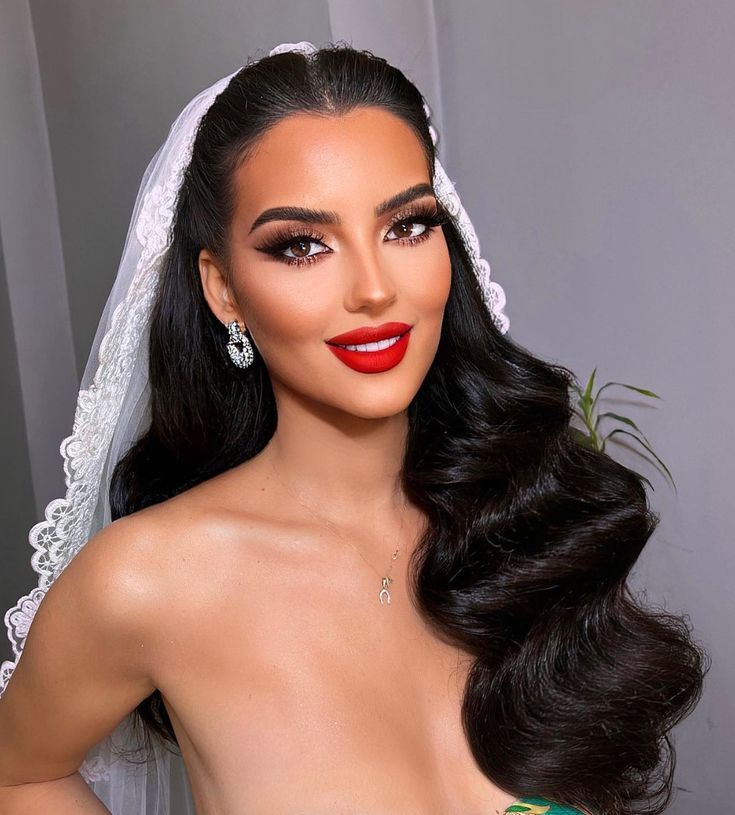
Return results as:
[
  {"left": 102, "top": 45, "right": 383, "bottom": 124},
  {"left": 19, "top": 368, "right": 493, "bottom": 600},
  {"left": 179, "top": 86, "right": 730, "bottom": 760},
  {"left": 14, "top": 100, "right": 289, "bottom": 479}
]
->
[{"left": 343, "top": 241, "right": 397, "bottom": 311}]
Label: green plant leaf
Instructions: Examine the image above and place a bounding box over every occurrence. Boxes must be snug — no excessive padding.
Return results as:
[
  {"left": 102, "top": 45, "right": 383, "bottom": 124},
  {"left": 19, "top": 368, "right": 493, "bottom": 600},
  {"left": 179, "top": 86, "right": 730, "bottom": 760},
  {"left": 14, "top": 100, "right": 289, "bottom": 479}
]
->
[
  {"left": 570, "top": 426, "right": 597, "bottom": 450},
  {"left": 590, "top": 381, "right": 661, "bottom": 416},
  {"left": 574, "top": 371, "right": 596, "bottom": 425},
  {"left": 584, "top": 367, "right": 597, "bottom": 403},
  {"left": 595, "top": 381, "right": 661, "bottom": 400},
  {"left": 603, "top": 428, "right": 677, "bottom": 491},
  {"left": 594, "top": 412, "right": 656, "bottom": 450}
]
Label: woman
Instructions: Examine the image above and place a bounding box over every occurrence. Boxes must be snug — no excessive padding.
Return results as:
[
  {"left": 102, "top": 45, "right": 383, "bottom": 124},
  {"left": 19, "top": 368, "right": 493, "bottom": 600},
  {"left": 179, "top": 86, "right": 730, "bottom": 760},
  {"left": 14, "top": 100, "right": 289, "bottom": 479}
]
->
[{"left": 0, "top": 41, "right": 706, "bottom": 815}]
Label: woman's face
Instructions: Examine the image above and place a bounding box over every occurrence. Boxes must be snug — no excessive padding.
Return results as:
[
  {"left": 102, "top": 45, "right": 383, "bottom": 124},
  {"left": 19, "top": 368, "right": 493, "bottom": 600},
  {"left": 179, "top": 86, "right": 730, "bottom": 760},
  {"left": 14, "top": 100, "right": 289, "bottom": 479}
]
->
[{"left": 199, "top": 106, "right": 452, "bottom": 420}]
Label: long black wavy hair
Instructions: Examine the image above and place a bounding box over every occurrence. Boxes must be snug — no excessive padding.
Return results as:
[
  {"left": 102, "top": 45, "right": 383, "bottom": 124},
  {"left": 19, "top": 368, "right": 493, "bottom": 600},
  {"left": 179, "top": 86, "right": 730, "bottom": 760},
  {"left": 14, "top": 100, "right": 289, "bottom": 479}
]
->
[{"left": 110, "top": 43, "right": 708, "bottom": 815}]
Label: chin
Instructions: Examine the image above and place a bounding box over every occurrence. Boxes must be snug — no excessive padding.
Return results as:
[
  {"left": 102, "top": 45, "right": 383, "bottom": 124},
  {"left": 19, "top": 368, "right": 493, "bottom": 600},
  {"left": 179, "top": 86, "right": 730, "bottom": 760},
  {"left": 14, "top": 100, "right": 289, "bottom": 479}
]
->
[{"left": 331, "top": 380, "right": 423, "bottom": 421}]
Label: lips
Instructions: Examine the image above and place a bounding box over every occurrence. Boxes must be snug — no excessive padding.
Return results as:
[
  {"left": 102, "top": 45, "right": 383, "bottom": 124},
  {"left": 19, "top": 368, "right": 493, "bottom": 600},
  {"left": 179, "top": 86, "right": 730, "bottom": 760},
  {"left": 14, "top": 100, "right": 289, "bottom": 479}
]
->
[
  {"left": 325, "top": 321, "right": 412, "bottom": 346},
  {"left": 324, "top": 322, "right": 413, "bottom": 374}
]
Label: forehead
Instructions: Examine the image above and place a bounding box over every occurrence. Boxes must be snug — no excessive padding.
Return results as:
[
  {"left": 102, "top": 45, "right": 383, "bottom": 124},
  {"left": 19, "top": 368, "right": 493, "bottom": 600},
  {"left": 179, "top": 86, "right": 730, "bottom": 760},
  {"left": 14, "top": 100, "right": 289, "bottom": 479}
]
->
[{"left": 231, "top": 107, "right": 431, "bottom": 220}]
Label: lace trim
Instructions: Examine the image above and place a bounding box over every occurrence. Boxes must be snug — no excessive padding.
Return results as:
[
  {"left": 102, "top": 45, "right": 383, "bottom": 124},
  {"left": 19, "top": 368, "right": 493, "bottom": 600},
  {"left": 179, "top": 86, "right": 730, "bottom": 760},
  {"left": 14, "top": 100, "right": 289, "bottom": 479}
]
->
[
  {"left": 423, "top": 101, "right": 509, "bottom": 335},
  {"left": 0, "top": 103, "right": 198, "bottom": 783}
]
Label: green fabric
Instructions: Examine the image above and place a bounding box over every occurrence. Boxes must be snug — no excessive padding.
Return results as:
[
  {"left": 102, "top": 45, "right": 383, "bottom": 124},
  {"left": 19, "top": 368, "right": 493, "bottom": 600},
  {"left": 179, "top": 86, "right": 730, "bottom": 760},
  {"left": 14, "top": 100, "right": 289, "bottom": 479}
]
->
[{"left": 505, "top": 796, "right": 586, "bottom": 814}]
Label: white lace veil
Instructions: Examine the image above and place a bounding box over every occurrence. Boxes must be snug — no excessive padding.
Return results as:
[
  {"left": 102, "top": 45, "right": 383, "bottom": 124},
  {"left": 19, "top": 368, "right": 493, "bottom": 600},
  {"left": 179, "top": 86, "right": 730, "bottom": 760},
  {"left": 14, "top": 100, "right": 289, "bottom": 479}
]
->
[{"left": 0, "top": 40, "right": 508, "bottom": 814}]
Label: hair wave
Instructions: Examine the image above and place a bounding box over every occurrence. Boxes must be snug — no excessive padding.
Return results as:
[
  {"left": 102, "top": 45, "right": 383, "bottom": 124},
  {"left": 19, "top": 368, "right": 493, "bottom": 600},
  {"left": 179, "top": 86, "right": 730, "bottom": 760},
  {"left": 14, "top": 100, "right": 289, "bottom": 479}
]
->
[{"left": 109, "top": 43, "right": 708, "bottom": 815}]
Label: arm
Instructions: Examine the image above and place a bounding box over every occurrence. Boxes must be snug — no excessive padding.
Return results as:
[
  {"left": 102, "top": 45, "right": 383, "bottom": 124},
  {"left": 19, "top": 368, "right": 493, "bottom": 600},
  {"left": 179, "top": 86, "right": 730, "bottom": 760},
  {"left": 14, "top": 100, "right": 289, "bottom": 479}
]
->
[{"left": 0, "top": 514, "right": 163, "bottom": 812}]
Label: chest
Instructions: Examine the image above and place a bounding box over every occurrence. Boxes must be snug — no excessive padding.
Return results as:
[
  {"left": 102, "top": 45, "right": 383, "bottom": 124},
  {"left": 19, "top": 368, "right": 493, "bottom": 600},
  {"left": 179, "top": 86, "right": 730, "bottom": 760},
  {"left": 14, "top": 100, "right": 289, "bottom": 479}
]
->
[{"left": 153, "top": 538, "right": 518, "bottom": 815}]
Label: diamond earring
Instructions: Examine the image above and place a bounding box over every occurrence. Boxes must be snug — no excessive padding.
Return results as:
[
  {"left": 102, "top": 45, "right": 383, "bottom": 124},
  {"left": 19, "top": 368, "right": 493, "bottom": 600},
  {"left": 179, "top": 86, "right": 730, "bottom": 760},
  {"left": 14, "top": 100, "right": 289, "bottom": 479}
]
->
[{"left": 226, "top": 320, "right": 254, "bottom": 369}]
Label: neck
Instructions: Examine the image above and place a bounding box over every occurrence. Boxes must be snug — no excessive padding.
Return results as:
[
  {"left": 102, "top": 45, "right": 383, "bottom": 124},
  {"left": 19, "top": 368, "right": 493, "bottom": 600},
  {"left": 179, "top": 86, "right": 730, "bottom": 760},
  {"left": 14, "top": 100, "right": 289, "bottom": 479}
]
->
[{"left": 258, "top": 390, "right": 412, "bottom": 528}]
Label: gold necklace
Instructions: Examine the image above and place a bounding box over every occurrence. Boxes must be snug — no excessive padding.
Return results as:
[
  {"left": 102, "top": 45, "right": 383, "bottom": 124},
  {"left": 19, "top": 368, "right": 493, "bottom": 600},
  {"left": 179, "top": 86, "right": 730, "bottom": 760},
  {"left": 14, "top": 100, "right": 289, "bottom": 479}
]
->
[{"left": 269, "top": 459, "right": 406, "bottom": 605}]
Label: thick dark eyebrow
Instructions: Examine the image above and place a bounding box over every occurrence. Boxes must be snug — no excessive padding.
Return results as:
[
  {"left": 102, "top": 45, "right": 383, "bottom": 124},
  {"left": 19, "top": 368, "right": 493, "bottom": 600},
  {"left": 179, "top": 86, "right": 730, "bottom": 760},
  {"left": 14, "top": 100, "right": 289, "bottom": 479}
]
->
[{"left": 248, "top": 182, "right": 436, "bottom": 235}]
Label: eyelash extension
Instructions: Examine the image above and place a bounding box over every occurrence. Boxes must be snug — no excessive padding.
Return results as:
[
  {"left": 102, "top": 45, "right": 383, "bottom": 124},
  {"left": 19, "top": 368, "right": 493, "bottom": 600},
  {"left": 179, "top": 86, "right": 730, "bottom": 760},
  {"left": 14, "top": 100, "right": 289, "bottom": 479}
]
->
[{"left": 255, "top": 201, "right": 451, "bottom": 268}]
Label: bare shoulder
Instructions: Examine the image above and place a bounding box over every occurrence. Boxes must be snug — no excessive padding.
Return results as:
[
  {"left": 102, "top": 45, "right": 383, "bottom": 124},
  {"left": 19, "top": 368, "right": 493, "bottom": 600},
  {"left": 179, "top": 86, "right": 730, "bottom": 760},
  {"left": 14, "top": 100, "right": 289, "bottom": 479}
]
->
[
  {"left": 49, "top": 509, "right": 181, "bottom": 651},
  {"left": 39, "top": 489, "right": 232, "bottom": 648},
  {"left": 86, "top": 460, "right": 301, "bottom": 644},
  {"left": 115, "top": 463, "right": 279, "bottom": 595}
]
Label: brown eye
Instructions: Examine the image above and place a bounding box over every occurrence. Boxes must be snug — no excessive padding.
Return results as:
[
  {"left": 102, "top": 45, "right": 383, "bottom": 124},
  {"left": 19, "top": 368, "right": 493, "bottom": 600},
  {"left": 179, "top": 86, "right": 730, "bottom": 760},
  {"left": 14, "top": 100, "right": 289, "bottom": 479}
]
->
[
  {"left": 288, "top": 239, "right": 312, "bottom": 258},
  {"left": 256, "top": 228, "right": 331, "bottom": 267},
  {"left": 386, "top": 220, "right": 427, "bottom": 241}
]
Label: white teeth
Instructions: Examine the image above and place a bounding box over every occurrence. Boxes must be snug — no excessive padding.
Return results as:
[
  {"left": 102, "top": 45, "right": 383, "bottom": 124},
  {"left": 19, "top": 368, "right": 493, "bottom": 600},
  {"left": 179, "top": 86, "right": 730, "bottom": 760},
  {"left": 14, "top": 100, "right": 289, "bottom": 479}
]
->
[{"left": 336, "top": 334, "right": 403, "bottom": 352}]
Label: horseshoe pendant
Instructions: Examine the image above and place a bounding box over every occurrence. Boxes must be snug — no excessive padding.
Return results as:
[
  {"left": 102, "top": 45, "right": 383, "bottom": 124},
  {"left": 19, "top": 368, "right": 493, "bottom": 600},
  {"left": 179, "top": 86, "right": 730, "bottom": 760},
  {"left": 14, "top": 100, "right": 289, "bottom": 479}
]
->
[{"left": 379, "top": 576, "right": 393, "bottom": 605}]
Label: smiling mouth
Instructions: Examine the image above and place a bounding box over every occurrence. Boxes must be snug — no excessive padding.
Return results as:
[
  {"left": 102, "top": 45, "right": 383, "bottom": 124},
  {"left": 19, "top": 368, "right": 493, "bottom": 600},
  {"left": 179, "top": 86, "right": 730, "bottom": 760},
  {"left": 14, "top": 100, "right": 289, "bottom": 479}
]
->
[
  {"left": 328, "top": 331, "right": 408, "bottom": 352},
  {"left": 325, "top": 327, "right": 413, "bottom": 374}
]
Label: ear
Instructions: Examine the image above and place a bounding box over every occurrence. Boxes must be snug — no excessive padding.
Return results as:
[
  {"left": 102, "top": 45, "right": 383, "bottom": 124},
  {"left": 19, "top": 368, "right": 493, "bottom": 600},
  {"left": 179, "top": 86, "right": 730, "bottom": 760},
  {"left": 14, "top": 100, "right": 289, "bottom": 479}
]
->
[{"left": 198, "top": 249, "right": 245, "bottom": 329}]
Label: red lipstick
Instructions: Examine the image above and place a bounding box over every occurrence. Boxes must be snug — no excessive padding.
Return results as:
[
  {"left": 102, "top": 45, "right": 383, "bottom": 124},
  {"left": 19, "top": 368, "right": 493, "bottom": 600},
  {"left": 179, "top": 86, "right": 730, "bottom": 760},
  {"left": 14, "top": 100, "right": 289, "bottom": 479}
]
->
[
  {"left": 326, "top": 322, "right": 412, "bottom": 345},
  {"left": 325, "top": 321, "right": 413, "bottom": 374}
]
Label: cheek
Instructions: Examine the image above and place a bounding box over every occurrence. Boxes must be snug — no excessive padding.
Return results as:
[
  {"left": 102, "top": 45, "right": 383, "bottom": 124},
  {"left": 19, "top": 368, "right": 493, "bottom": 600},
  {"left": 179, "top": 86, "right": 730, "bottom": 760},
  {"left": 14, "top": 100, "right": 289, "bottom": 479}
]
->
[
  {"left": 229, "top": 266, "right": 334, "bottom": 351},
  {"left": 409, "top": 237, "right": 452, "bottom": 316}
]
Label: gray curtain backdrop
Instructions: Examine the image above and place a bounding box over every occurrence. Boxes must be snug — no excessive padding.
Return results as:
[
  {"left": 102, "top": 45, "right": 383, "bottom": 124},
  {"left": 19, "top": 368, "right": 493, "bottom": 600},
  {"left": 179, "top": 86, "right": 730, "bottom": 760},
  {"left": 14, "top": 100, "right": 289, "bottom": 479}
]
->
[{"left": 1, "top": 2, "right": 732, "bottom": 811}]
